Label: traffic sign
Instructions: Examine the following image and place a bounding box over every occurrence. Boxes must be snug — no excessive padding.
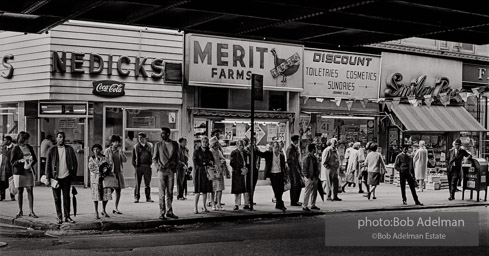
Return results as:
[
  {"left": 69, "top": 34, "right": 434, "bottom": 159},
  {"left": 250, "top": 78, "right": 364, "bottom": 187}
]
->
[{"left": 245, "top": 125, "right": 265, "bottom": 144}]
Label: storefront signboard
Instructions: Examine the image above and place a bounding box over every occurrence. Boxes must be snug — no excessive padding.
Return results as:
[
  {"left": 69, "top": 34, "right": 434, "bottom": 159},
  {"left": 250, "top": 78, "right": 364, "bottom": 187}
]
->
[
  {"left": 225, "top": 124, "right": 234, "bottom": 140},
  {"left": 463, "top": 63, "right": 489, "bottom": 87},
  {"left": 317, "top": 119, "right": 334, "bottom": 134},
  {"left": 92, "top": 80, "right": 125, "bottom": 97},
  {"left": 380, "top": 52, "right": 462, "bottom": 98},
  {"left": 303, "top": 49, "right": 381, "bottom": 99},
  {"left": 187, "top": 34, "right": 303, "bottom": 91},
  {"left": 236, "top": 123, "right": 247, "bottom": 139}
]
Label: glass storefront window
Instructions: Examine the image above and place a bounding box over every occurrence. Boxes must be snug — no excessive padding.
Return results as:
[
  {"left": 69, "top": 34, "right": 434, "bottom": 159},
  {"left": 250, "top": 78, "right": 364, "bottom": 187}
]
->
[
  {"left": 40, "top": 104, "right": 62, "bottom": 114},
  {"left": 104, "top": 107, "right": 123, "bottom": 147},
  {"left": 0, "top": 103, "right": 19, "bottom": 139}
]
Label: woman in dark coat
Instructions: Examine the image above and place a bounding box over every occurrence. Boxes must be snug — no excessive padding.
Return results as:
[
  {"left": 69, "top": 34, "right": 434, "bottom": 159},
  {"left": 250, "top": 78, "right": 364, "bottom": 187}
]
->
[
  {"left": 10, "top": 131, "right": 38, "bottom": 218},
  {"left": 192, "top": 136, "right": 214, "bottom": 214},
  {"left": 230, "top": 140, "right": 249, "bottom": 210}
]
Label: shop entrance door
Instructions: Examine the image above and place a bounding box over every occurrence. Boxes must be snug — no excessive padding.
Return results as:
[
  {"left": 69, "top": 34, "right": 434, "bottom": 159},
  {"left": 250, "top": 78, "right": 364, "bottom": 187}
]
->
[{"left": 39, "top": 117, "right": 89, "bottom": 185}]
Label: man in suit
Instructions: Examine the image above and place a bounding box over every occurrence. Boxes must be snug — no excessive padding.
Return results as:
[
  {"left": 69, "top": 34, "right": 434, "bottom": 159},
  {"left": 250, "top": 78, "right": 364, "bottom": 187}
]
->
[
  {"left": 302, "top": 144, "right": 320, "bottom": 211},
  {"left": 395, "top": 145, "right": 423, "bottom": 206},
  {"left": 255, "top": 141, "right": 287, "bottom": 211},
  {"left": 287, "top": 135, "right": 303, "bottom": 206},
  {"left": 132, "top": 132, "right": 154, "bottom": 203},
  {"left": 447, "top": 139, "right": 471, "bottom": 200},
  {"left": 46, "top": 132, "right": 78, "bottom": 224},
  {"left": 0, "top": 136, "right": 15, "bottom": 201},
  {"left": 323, "top": 138, "right": 341, "bottom": 201},
  {"left": 153, "top": 127, "right": 180, "bottom": 219}
]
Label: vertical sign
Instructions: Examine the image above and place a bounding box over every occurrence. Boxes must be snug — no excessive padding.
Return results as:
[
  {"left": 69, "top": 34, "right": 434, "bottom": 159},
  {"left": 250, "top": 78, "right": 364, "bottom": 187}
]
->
[{"left": 252, "top": 74, "right": 263, "bottom": 101}]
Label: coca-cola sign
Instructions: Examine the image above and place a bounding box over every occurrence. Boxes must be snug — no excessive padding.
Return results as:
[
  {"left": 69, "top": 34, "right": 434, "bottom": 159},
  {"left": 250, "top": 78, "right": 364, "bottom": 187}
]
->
[{"left": 92, "top": 80, "right": 125, "bottom": 97}]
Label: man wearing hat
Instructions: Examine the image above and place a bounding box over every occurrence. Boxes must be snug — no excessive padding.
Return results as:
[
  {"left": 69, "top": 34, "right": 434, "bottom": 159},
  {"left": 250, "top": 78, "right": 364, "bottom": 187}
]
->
[
  {"left": 447, "top": 139, "right": 471, "bottom": 200},
  {"left": 132, "top": 132, "right": 154, "bottom": 203}
]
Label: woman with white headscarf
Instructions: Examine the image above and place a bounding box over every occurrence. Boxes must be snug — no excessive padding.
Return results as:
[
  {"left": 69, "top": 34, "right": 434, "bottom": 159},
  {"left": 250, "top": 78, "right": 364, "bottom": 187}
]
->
[{"left": 413, "top": 140, "right": 428, "bottom": 192}]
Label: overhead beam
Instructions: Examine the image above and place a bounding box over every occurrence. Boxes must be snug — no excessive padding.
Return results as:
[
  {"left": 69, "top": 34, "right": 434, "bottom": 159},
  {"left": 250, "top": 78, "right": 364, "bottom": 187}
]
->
[
  {"left": 37, "top": 0, "right": 106, "bottom": 33},
  {"left": 124, "top": 0, "right": 191, "bottom": 24},
  {"left": 21, "top": 0, "right": 51, "bottom": 14}
]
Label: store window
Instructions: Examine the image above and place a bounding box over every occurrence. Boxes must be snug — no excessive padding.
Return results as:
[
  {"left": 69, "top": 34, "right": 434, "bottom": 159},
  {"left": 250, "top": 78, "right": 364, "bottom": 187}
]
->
[{"left": 0, "top": 103, "right": 19, "bottom": 139}]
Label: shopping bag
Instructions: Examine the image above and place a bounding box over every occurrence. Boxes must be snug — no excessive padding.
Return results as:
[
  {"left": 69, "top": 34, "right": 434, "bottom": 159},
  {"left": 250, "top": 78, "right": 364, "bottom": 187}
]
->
[{"left": 8, "top": 176, "right": 18, "bottom": 195}]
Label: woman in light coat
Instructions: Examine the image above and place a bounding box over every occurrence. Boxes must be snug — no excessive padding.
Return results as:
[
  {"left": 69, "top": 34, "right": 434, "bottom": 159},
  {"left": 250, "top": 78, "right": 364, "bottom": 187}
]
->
[
  {"left": 104, "top": 135, "right": 127, "bottom": 214},
  {"left": 413, "top": 140, "right": 428, "bottom": 192},
  {"left": 342, "top": 142, "right": 362, "bottom": 193}
]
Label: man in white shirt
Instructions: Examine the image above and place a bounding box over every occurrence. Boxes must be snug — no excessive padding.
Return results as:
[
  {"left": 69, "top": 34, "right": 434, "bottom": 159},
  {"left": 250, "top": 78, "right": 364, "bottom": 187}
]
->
[{"left": 46, "top": 132, "right": 78, "bottom": 224}]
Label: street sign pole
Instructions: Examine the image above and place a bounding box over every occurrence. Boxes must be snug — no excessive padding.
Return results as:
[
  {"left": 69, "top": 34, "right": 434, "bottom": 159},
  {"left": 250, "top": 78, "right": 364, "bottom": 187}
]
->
[{"left": 250, "top": 74, "right": 263, "bottom": 211}]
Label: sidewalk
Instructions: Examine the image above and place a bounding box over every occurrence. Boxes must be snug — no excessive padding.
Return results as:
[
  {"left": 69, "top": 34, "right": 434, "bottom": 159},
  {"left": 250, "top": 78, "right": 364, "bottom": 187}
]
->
[{"left": 0, "top": 179, "right": 487, "bottom": 231}]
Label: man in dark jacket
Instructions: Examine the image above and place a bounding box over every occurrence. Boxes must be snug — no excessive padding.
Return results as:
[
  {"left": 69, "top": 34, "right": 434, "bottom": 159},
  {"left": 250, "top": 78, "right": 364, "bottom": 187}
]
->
[
  {"left": 176, "top": 137, "right": 189, "bottom": 200},
  {"left": 132, "top": 132, "right": 154, "bottom": 203},
  {"left": 302, "top": 144, "right": 320, "bottom": 211},
  {"left": 255, "top": 141, "right": 287, "bottom": 211},
  {"left": 46, "top": 132, "right": 78, "bottom": 224},
  {"left": 395, "top": 145, "right": 422, "bottom": 206},
  {"left": 0, "top": 136, "right": 15, "bottom": 201},
  {"left": 287, "top": 135, "right": 303, "bottom": 206},
  {"left": 447, "top": 139, "right": 471, "bottom": 200}
]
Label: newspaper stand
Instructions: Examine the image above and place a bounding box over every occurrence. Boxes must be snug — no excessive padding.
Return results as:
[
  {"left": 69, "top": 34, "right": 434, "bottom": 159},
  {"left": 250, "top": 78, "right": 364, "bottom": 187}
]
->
[{"left": 462, "top": 158, "right": 488, "bottom": 202}]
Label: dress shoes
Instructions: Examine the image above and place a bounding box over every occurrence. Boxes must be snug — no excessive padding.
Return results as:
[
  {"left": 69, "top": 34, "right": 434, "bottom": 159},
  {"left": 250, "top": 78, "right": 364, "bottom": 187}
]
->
[
  {"left": 146, "top": 199, "right": 154, "bottom": 203},
  {"left": 233, "top": 205, "right": 239, "bottom": 211},
  {"left": 302, "top": 207, "right": 311, "bottom": 212},
  {"left": 402, "top": 201, "right": 407, "bottom": 205},
  {"left": 332, "top": 197, "right": 342, "bottom": 201},
  {"left": 243, "top": 205, "right": 250, "bottom": 210},
  {"left": 159, "top": 215, "right": 167, "bottom": 220},
  {"left": 311, "top": 206, "right": 320, "bottom": 210},
  {"left": 64, "top": 217, "right": 75, "bottom": 223},
  {"left": 134, "top": 199, "right": 139, "bottom": 203},
  {"left": 448, "top": 197, "right": 455, "bottom": 201},
  {"left": 415, "top": 201, "right": 423, "bottom": 206},
  {"left": 290, "top": 203, "right": 302, "bottom": 206},
  {"left": 166, "top": 213, "right": 178, "bottom": 219}
]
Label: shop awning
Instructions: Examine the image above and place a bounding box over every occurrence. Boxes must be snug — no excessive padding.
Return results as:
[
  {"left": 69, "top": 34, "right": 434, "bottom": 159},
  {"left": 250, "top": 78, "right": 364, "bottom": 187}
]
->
[
  {"left": 391, "top": 104, "right": 486, "bottom": 132},
  {"left": 189, "top": 107, "right": 295, "bottom": 122}
]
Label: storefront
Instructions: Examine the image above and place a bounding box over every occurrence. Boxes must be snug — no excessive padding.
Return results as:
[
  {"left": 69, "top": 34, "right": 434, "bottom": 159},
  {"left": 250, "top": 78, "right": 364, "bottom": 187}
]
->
[
  {"left": 379, "top": 53, "right": 486, "bottom": 170},
  {"left": 182, "top": 34, "right": 303, "bottom": 168},
  {"left": 0, "top": 21, "right": 183, "bottom": 186},
  {"left": 300, "top": 48, "right": 382, "bottom": 160},
  {"left": 463, "top": 62, "right": 489, "bottom": 159}
]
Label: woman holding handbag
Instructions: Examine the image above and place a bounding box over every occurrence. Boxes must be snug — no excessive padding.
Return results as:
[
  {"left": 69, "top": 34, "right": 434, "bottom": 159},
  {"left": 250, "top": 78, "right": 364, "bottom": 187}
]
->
[
  {"left": 104, "top": 135, "right": 127, "bottom": 215},
  {"left": 209, "top": 136, "right": 226, "bottom": 210},
  {"left": 10, "top": 131, "right": 38, "bottom": 218},
  {"left": 192, "top": 136, "right": 214, "bottom": 214},
  {"left": 88, "top": 144, "right": 112, "bottom": 219},
  {"left": 230, "top": 140, "right": 249, "bottom": 211}
]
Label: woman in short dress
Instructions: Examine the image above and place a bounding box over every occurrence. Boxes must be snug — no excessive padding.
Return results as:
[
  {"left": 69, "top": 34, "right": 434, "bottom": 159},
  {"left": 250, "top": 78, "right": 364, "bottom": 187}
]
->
[
  {"left": 209, "top": 136, "right": 226, "bottom": 210},
  {"left": 89, "top": 144, "right": 112, "bottom": 219},
  {"left": 363, "top": 142, "right": 386, "bottom": 200},
  {"left": 104, "top": 135, "right": 127, "bottom": 214},
  {"left": 193, "top": 136, "right": 214, "bottom": 214},
  {"left": 10, "top": 131, "right": 38, "bottom": 218}
]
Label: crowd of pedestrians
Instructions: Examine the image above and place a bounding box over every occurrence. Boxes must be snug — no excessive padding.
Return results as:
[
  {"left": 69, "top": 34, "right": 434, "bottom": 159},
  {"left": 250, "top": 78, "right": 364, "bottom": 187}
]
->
[{"left": 0, "top": 128, "right": 474, "bottom": 223}]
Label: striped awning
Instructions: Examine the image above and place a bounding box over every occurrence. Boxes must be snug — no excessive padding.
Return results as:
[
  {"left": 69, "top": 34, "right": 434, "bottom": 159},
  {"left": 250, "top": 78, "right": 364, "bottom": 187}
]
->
[{"left": 391, "top": 104, "right": 486, "bottom": 132}]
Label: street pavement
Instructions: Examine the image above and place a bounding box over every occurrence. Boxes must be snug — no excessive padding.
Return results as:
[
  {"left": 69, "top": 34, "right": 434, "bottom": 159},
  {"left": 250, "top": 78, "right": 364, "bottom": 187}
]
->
[
  {"left": 0, "top": 207, "right": 487, "bottom": 256},
  {"left": 0, "top": 178, "right": 487, "bottom": 231}
]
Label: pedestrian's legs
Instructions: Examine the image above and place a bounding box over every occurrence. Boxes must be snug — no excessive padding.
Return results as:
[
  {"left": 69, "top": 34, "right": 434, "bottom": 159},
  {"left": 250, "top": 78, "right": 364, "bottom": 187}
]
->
[
  {"left": 406, "top": 174, "right": 420, "bottom": 203},
  {"left": 102, "top": 200, "right": 108, "bottom": 215},
  {"left": 158, "top": 171, "right": 167, "bottom": 217},
  {"left": 93, "top": 201, "right": 99, "bottom": 218},
  {"left": 194, "top": 193, "right": 200, "bottom": 213},
  {"left": 450, "top": 171, "right": 459, "bottom": 199},
  {"left": 303, "top": 178, "right": 313, "bottom": 208},
  {"left": 400, "top": 173, "right": 407, "bottom": 202},
  {"left": 0, "top": 181, "right": 6, "bottom": 200},
  {"left": 202, "top": 192, "right": 208, "bottom": 211},
  {"left": 134, "top": 167, "right": 143, "bottom": 201},
  {"left": 52, "top": 186, "right": 62, "bottom": 219},
  {"left": 447, "top": 171, "right": 453, "bottom": 197},
  {"left": 26, "top": 186, "right": 34, "bottom": 215},
  {"left": 142, "top": 166, "right": 152, "bottom": 201},
  {"left": 114, "top": 187, "right": 121, "bottom": 212},
  {"left": 59, "top": 177, "right": 71, "bottom": 218},
  {"left": 234, "top": 194, "right": 241, "bottom": 207},
  {"left": 166, "top": 173, "right": 174, "bottom": 213},
  {"left": 216, "top": 191, "right": 223, "bottom": 209},
  {"left": 17, "top": 187, "right": 24, "bottom": 216},
  {"left": 244, "top": 192, "right": 250, "bottom": 207},
  {"left": 176, "top": 169, "right": 184, "bottom": 199},
  {"left": 311, "top": 179, "right": 318, "bottom": 207},
  {"left": 329, "top": 173, "right": 339, "bottom": 199}
]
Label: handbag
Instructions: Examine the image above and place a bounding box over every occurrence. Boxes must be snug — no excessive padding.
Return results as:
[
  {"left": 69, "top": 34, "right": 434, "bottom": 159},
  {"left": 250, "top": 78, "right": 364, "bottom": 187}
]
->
[
  {"left": 206, "top": 165, "right": 217, "bottom": 180},
  {"left": 103, "top": 175, "right": 119, "bottom": 188}
]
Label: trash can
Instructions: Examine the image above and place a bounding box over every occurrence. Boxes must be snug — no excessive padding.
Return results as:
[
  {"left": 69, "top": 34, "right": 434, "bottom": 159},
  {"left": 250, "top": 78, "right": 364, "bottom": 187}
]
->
[{"left": 462, "top": 158, "right": 488, "bottom": 202}]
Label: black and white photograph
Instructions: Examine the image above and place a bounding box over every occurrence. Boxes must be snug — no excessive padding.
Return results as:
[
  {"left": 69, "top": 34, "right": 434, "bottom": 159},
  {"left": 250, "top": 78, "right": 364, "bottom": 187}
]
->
[{"left": 0, "top": 1, "right": 488, "bottom": 255}]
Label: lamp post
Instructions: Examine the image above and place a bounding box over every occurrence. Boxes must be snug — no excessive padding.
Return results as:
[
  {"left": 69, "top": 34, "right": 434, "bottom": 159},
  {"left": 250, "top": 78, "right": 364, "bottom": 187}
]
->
[{"left": 250, "top": 74, "right": 263, "bottom": 211}]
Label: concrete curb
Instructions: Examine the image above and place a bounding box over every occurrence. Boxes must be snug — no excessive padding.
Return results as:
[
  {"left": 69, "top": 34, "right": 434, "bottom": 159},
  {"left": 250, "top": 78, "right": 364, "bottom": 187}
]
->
[{"left": 1, "top": 203, "right": 486, "bottom": 232}]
